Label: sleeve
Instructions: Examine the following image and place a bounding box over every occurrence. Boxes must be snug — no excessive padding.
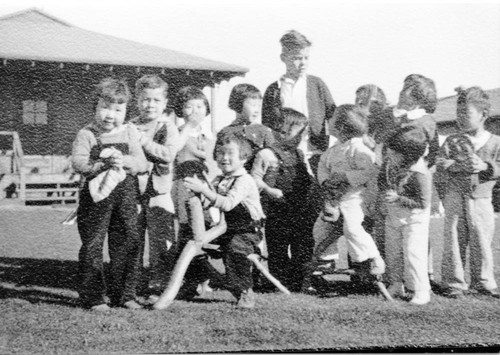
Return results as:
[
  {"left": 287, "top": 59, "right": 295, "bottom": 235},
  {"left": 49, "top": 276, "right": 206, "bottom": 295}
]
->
[
  {"left": 262, "top": 82, "right": 282, "bottom": 132},
  {"left": 397, "top": 173, "right": 432, "bottom": 210},
  {"left": 344, "top": 148, "right": 377, "bottom": 187},
  {"left": 262, "top": 126, "right": 276, "bottom": 148},
  {"left": 479, "top": 140, "right": 500, "bottom": 181},
  {"left": 319, "top": 78, "right": 336, "bottom": 122},
  {"left": 212, "top": 175, "right": 252, "bottom": 212},
  {"left": 251, "top": 149, "right": 277, "bottom": 190},
  {"left": 316, "top": 150, "right": 330, "bottom": 185},
  {"left": 122, "top": 126, "right": 149, "bottom": 175},
  {"left": 141, "top": 120, "right": 180, "bottom": 164},
  {"left": 71, "top": 130, "right": 105, "bottom": 177}
]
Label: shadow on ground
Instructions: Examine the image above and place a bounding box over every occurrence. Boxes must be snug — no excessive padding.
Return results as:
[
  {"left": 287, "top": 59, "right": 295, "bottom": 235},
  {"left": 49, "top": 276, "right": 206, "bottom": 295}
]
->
[{"left": 0, "top": 257, "right": 80, "bottom": 307}]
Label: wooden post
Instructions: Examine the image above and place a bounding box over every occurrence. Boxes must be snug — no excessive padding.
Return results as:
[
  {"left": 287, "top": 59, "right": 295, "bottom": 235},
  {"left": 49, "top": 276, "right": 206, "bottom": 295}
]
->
[{"left": 210, "top": 84, "right": 219, "bottom": 135}]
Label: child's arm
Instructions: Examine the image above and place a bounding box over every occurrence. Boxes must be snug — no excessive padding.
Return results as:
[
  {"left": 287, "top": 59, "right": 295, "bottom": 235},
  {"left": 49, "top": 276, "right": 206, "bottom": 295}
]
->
[
  {"left": 184, "top": 174, "right": 252, "bottom": 212},
  {"left": 386, "top": 172, "right": 432, "bottom": 210},
  {"left": 139, "top": 119, "right": 180, "bottom": 164},
  {"left": 71, "top": 129, "right": 107, "bottom": 177},
  {"left": 344, "top": 148, "right": 378, "bottom": 188},
  {"left": 262, "top": 126, "right": 276, "bottom": 148},
  {"left": 123, "top": 126, "right": 149, "bottom": 174},
  {"left": 251, "top": 148, "right": 283, "bottom": 199}
]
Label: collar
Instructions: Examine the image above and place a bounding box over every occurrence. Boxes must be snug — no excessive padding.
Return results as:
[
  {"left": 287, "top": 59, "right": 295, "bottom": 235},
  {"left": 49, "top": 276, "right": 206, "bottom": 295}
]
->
[
  {"left": 277, "top": 74, "right": 307, "bottom": 88},
  {"left": 221, "top": 167, "right": 247, "bottom": 178},
  {"left": 466, "top": 130, "right": 491, "bottom": 151},
  {"left": 409, "top": 157, "right": 429, "bottom": 174},
  {"left": 393, "top": 108, "right": 427, "bottom": 120}
]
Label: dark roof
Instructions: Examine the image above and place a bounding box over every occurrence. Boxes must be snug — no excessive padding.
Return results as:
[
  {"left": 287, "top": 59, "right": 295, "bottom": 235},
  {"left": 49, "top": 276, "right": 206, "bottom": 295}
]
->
[
  {"left": 0, "top": 8, "right": 248, "bottom": 77},
  {"left": 434, "top": 87, "right": 500, "bottom": 123}
]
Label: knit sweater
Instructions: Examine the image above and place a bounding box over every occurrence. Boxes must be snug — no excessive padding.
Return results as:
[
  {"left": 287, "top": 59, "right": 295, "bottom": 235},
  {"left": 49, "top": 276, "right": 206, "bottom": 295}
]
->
[
  {"left": 262, "top": 75, "right": 335, "bottom": 152},
  {"left": 71, "top": 123, "right": 148, "bottom": 179}
]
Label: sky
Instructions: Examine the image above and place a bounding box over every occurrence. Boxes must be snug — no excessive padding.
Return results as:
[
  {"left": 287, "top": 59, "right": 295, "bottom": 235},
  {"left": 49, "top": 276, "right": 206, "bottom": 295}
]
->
[{"left": 1, "top": 0, "right": 500, "bottom": 129}]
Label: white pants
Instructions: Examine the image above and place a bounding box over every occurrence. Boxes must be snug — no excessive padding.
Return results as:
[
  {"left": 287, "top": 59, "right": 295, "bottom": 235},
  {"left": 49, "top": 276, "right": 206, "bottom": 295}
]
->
[
  {"left": 385, "top": 204, "right": 431, "bottom": 292},
  {"left": 340, "top": 197, "right": 380, "bottom": 262},
  {"left": 441, "top": 191, "right": 497, "bottom": 291}
]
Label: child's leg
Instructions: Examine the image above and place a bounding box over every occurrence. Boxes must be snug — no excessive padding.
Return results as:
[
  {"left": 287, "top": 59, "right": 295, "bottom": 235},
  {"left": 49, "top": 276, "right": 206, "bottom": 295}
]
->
[
  {"left": 384, "top": 212, "right": 404, "bottom": 285},
  {"left": 441, "top": 191, "right": 469, "bottom": 291},
  {"left": 223, "top": 232, "right": 262, "bottom": 297},
  {"left": 468, "top": 198, "right": 497, "bottom": 291},
  {"left": 265, "top": 209, "right": 293, "bottom": 288},
  {"left": 340, "top": 198, "right": 382, "bottom": 264},
  {"left": 147, "top": 195, "right": 176, "bottom": 292},
  {"left": 107, "top": 176, "right": 142, "bottom": 306},
  {"left": 76, "top": 185, "right": 114, "bottom": 307},
  {"left": 403, "top": 212, "right": 431, "bottom": 293}
]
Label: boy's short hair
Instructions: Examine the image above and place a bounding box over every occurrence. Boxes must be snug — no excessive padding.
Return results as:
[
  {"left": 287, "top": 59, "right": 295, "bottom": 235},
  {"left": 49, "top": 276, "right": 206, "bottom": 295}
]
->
[
  {"left": 135, "top": 74, "right": 169, "bottom": 98},
  {"left": 281, "top": 107, "right": 308, "bottom": 128},
  {"left": 386, "top": 126, "right": 428, "bottom": 165},
  {"left": 402, "top": 74, "right": 437, "bottom": 114},
  {"left": 95, "top": 77, "right": 131, "bottom": 104},
  {"left": 215, "top": 133, "right": 253, "bottom": 161},
  {"left": 333, "top": 104, "right": 368, "bottom": 139},
  {"left": 228, "top": 84, "right": 262, "bottom": 113},
  {"left": 174, "top": 86, "right": 210, "bottom": 118},
  {"left": 355, "top": 84, "right": 387, "bottom": 110},
  {"left": 280, "top": 30, "right": 312, "bottom": 53},
  {"left": 456, "top": 86, "right": 491, "bottom": 115}
]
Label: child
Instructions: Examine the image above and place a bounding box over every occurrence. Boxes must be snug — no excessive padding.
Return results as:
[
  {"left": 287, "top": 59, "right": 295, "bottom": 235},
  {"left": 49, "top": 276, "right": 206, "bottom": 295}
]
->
[
  {"left": 114, "top": 74, "right": 179, "bottom": 297},
  {"left": 381, "top": 127, "right": 433, "bottom": 305},
  {"left": 251, "top": 107, "right": 314, "bottom": 292},
  {"left": 437, "top": 87, "right": 500, "bottom": 298},
  {"left": 354, "top": 84, "right": 396, "bottom": 257},
  {"left": 172, "top": 86, "right": 213, "bottom": 235},
  {"left": 216, "top": 83, "right": 275, "bottom": 170},
  {"left": 314, "top": 104, "right": 384, "bottom": 278},
  {"left": 393, "top": 74, "right": 440, "bottom": 168},
  {"left": 71, "top": 78, "right": 148, "bottom": 311},
  {"left": 394, "top": 74, "right": 439, "bottom": 283},
  {"left": 262, "top": 30, "right": 335, "bottom": 175},
  {"left": 184, "top": 134, "right": 265, "bottom": 308}
]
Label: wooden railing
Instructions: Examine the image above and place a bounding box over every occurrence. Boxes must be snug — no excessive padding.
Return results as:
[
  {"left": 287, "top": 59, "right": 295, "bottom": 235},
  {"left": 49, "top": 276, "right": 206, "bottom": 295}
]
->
[{"left": 0, "top": 131, "right": 26, "bottom": 200}]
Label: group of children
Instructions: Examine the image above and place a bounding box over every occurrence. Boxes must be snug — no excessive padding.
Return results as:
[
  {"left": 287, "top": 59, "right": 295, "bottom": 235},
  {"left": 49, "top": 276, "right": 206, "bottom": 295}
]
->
[{"left": 71, "top": 29, "right": 500, "bottom": 312}]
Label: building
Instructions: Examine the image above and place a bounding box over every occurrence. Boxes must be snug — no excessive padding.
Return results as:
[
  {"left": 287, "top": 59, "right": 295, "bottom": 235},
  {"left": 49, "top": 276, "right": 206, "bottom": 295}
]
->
[
  {"left": 434, "top": 87, "right": 500, "bottom": 136},
  {"left": 0, "top": 8, "right": 248, "bottom": 202}
]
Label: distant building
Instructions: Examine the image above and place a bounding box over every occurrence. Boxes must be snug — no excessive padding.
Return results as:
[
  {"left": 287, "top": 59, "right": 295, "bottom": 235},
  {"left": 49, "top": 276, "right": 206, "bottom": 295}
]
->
[
  {"left": 0, "top": 8, "right": 248, "bottom": 202},
  {"left": 434, "top": 87, "right": 500, "bottom": 136}
]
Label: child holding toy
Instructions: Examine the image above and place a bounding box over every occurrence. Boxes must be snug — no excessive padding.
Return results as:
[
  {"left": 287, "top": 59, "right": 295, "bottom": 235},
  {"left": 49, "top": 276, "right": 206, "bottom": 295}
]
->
[{"left": 72, "top": 78, "right": 148, "bottom": 311}]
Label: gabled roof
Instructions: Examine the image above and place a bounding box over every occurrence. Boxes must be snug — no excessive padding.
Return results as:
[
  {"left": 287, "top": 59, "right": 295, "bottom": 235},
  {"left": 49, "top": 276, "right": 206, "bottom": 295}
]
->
[
  {"left": 0, "top": 8, "right": 248, "bottom": 77},
  {"left": 435, "top": 88, "right": 500, "bottom": 123}
]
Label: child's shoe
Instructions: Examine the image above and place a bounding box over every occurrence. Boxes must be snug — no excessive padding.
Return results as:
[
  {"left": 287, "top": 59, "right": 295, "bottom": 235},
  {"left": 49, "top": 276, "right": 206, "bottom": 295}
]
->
[
  {"left": 237, "top": 289, "right": 255, "bottom": 309},
  {"left": 122, "top": 300, "right": 143, "bottom": 310},
  {"left": 322, "top": 204, "right": 340, "bottom": 223},
  {"left": 410, "top": 291, "right": 430, "bottom": 305},
  {"left": 369, "top": 256, "right": 386, "bottom": 275},
  {"left": 475, "top": 287, "right": 500, "bottom": 299},
  {"left": 90, "top": 303, "right": 111, "bottom": 312},
  {"left": 387, "top": 282, "right": 406, "bottom": 299}
]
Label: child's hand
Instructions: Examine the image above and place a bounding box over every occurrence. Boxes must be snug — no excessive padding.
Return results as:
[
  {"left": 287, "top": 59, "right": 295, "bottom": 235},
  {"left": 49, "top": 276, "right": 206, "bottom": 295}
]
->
[
  {"left": 267, "top": 187, "right": 283, "bottom": 199},
  {"left": 470, "top": 154, "right": 488, "bottom": 172},
  {"left": 109, "top": 151, "right": 124, "bottom": 169},
  {"left": 436, "top": 157, "right": 455, "bottom": 169},
  {"left": 385, "top": 189, "right": 399, "bottom": 203},
  {"left": 328, "top": 172, "right": 348, "bottom": 186},
  {"left": 184, "top": 175, "right": 206, "bottom": 194}
]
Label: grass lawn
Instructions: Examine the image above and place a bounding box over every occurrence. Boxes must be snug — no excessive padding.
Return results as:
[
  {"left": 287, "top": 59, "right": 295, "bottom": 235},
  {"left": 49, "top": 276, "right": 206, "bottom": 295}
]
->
[{"left": 1, "top": 204, "right": 500, "bottom": 354}]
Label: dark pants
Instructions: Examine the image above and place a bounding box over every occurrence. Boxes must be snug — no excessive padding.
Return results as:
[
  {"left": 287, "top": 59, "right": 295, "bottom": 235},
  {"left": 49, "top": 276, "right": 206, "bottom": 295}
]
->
[
  {"left": 137, "top": 203, "right": 176, "bottom": 292},
  {"left": 219, "top": 231, "right": 262, "bottom": 295},
  {"left": 266, "top": 208, "right": 314, "bottom": 292},
  {"left": 77, "top": 175, "right": 141, "bottom": 307}
]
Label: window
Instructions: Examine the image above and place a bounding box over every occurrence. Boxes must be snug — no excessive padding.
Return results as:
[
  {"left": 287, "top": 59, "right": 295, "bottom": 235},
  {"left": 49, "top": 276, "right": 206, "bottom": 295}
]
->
[{"left": 23, "top": 100, "right": 48, "bottom": 124}]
